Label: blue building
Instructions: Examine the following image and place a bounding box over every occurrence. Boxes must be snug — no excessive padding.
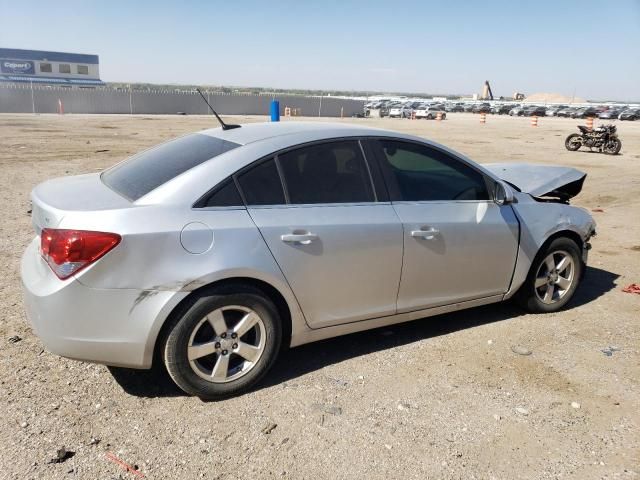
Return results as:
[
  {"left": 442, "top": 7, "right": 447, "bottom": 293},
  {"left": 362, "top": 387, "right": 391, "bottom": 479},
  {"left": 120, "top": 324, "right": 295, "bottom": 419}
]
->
[{"left": 0, "top": 48, "right": 104, "bottom": 86}]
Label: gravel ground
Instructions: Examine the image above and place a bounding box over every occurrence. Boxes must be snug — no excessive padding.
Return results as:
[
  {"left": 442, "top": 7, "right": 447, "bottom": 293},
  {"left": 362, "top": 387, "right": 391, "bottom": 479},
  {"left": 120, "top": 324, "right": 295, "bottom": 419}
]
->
[{"left": 1, "top": 113, "right": 638, "bottom": 479}]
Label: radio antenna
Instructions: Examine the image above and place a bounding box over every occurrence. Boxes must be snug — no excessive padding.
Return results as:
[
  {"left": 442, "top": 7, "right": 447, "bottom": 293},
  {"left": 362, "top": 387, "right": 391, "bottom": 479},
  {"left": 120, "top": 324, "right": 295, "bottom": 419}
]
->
[{"left": 196, "top": 88, "right": 240, "bottom": 130}]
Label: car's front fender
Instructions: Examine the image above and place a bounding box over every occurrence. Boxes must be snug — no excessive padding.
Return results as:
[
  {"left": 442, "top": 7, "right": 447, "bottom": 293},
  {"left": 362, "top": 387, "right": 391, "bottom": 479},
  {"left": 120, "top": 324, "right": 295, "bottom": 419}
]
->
[{"left": 504, "top": 193, "right": 596, "bottom": 298}]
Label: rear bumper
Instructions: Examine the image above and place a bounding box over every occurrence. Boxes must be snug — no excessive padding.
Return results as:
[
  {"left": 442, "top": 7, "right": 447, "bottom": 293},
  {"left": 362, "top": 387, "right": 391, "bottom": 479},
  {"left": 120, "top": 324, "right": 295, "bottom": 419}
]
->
[{"left": 21, "top": 239, "right": 187, "bottom": 368}]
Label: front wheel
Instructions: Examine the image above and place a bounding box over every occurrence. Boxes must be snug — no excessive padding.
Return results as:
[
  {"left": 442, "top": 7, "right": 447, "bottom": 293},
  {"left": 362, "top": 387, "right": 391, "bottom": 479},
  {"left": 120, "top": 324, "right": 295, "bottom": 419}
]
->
[
  {"left": 515, "top": 237, "right": 583, "bottom": 313},
  {"left": 565, "top": 133, "right": 582, "bottom": 151},
  {"left": 603, "top": 138, "right": 622, "bottom": 155},
  {"left": 163, "top": 286, "right": 282, "bottom": 399}
]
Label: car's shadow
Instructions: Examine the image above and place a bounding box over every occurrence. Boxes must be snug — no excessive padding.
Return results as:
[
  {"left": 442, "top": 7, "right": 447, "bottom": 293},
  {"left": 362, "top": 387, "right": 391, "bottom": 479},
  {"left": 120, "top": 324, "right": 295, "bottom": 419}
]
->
[{"left": 108, "top": 266, "right": 618, "bottom": 399}]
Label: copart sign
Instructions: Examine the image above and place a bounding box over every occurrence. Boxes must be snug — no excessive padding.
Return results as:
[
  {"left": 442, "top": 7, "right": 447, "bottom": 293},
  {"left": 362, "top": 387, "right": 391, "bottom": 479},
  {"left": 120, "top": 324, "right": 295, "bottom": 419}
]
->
[{"left": 1, "top": 59, "right": 35, "bottom": 75}]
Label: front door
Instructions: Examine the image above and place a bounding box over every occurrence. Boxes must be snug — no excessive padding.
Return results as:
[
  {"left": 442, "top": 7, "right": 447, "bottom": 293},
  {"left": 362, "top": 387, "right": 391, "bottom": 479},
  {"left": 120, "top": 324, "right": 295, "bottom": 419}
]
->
[{"left": 369, "top": 139, "right": 519, "bottom": 312}]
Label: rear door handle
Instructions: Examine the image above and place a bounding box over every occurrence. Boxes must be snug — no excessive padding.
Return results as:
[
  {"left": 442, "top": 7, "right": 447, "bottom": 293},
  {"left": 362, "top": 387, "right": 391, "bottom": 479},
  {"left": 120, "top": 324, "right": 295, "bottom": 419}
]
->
[
  {"left": 410, "top": 227, "right": 439, "bottom": 240},
  {"left": 281, "top": 232, "right": 318, "bottom": 245}
]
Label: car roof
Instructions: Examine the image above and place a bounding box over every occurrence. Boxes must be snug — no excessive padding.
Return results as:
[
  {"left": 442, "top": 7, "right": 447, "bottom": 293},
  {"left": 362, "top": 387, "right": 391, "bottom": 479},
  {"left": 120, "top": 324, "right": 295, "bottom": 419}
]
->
[{"left": 199, "top": 121, "right": 392, "bottom": 146}]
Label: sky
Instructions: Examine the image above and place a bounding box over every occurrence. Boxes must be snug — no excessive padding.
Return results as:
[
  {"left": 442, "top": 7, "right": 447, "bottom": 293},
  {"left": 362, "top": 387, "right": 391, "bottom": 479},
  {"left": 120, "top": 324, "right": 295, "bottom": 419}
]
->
[{"left": 1, "top": 0, "right": 639, "bottom": 100}]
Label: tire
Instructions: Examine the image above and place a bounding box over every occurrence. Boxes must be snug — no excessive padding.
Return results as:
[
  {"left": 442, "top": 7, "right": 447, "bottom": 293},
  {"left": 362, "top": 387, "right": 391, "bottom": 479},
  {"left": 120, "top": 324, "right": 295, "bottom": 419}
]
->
[
  {"left": 565, "top": 133, "right": 582, "bottom": 151},
  {"left": 441, "top": 113, "right": 446, "bottom": 120},
  {"left": 603, "top": 138, "right": 622, "bottom": 155},
  {"left": 427, "top": 114, "right": 433, "bottom": 120},
  {"left": 163, "top": 285, "right": 282, "bottom": 399},
  {"left": 515, "top": 237, "right": 583, "bottom": 313}
]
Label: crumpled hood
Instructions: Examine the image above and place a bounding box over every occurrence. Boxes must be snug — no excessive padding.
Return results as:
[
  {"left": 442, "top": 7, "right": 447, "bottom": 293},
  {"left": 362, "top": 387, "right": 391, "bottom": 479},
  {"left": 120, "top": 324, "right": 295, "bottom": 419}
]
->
[{"left": 485, "top": 163, "right": 586, "bottom": 200}]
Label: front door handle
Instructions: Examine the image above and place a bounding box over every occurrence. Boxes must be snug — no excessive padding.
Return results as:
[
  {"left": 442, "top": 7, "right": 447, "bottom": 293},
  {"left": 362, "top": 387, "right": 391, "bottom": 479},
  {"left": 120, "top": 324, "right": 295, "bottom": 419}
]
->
[
  {"left": 410, "top": 227, "right": 439, "bottom": 240},
  {"left": 281, "top": 232, "right": 318, "bottom": 245}
]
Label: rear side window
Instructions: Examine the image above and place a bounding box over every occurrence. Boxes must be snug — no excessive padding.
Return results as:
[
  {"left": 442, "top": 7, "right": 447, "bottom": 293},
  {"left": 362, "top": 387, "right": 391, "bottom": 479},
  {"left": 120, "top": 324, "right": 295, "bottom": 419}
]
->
[
  {"left": 102, "top": 134, "right": 239, "bottom": 201},
  {"left": 198, "top": 178, "right": 243, "bottom": 207},
  {"left": 237, "top": 158, "right": 285, "bottom": 206},
  {"left": 278, "top": 141, "right": 374, "bottom": 204}
]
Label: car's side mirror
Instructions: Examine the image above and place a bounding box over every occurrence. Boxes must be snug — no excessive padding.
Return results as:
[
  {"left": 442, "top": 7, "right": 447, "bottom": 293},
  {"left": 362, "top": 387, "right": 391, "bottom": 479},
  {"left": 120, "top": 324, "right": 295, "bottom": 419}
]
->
[{"left": 493, "top": 181, "right": 514, "bottom": 205}]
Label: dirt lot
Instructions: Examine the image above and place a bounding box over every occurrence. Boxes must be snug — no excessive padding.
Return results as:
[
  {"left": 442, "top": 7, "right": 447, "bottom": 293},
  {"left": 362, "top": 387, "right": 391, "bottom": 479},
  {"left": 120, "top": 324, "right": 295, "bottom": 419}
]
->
[{"left": 1, "top": 113, "right": 639, "bottom": 480}]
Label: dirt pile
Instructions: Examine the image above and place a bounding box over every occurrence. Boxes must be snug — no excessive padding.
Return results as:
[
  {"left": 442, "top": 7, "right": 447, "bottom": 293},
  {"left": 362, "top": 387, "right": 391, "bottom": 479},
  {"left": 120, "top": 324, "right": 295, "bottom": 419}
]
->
[{"left": 524, "top": 92, "right": 586, "bottom": 104}]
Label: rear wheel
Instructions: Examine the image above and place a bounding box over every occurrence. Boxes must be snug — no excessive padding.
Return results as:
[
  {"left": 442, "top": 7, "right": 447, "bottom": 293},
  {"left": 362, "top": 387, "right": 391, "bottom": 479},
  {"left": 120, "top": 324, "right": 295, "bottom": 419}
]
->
[
  {"left": 565, "top": 133, "right": 582, "bottom": 151},
  {"left": 516, "top": 237, "right": 583, "bottom": 313},
  {"left": 163, "top": 286, "right": 282, "bottom": 399},
  {"left": 603, "top": 138, "right": 622, "bottom": 155}
]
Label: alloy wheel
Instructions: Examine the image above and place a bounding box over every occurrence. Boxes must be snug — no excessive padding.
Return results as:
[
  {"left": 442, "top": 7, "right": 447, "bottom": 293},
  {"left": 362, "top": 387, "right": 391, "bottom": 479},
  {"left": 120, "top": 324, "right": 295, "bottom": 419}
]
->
[
  {"left": 187, "top": 305, "right": 266, "bottom": 383},
  {"left": 534, "top": 251, "right": 575, "bottom": 304}
]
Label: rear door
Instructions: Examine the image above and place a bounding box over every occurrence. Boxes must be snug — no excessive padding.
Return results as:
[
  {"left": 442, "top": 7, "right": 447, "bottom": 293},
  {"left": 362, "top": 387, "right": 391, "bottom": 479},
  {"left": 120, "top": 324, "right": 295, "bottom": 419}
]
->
[
  {"left": 369, "top": 139, "right": 519, "bottom": 312},
  {"left": 238, "top": 140, "right": 403, "bottom": 329}
]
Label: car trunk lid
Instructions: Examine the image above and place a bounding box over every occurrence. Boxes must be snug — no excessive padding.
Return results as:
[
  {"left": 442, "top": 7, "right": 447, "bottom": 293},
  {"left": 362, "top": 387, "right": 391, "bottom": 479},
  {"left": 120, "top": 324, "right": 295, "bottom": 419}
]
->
[{"left": 31, "top": 173, "right": 130, "bottom": 233}]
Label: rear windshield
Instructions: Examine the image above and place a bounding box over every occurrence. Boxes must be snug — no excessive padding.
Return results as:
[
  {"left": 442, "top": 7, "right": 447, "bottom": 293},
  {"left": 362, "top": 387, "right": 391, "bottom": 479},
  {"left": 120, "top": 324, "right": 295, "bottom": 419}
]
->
[{"left": 102, "top": 133, "right": 239, "bottom": 201}]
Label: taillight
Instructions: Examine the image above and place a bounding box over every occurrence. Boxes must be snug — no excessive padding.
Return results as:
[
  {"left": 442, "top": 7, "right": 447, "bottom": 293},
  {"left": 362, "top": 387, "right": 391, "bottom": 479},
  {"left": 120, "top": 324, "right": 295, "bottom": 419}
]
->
[{"left": 40, "top": 229, "right": 121, "bottom": 280}]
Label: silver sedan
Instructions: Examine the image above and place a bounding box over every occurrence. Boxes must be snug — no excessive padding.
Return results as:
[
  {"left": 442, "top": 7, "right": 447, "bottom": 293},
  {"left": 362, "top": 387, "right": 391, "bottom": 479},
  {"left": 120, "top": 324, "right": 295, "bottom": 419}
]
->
[{"left": 21, "top": 122, "right": 596, "bottom": 398}]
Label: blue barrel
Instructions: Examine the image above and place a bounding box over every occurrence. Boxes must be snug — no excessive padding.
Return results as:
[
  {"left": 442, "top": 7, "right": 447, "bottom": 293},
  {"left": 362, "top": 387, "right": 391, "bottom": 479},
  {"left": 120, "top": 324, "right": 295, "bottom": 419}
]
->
[{"left": 270, "top": 100, "right": 280, "bottom": 122}]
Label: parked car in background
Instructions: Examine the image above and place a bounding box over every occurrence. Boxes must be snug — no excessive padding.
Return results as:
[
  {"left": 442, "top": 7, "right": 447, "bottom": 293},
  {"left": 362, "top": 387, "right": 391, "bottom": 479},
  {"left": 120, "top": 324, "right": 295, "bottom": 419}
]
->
[
  {"left": 463, "top": 104, "right": 476, "bottom": 112},
  {"left": 619, "top": 108, "right": 640, "bottom": 121},
  {"left": 365, "top": 100, "right": 393, "bottom": 117},
  {"left": 492, "top": 104, "right": 514, "bottom": 115},
  {"left": 21, "top": 121, "right": 596, "bottom": 399},
  {"left": 446, "top": 103, "right": 465, "bottom": 112},
  {"left": 545, "top": 105, "right": 568, "bottom": 116},
  {"left": 598, "top": 109, "right": 624, "bottom": 120},
  {"left": 523, "top": 105, "right": 547, "bottom": 117},
  {"left": 415, "top": 106, "right": 447, "bottom": 119},
  {"left": 389, "top": 105, "right": 413, "bottom": 118},
  {"left": 509, "top": 105, "right": 526, "bottom": 116},
  {"left": 571, "top": 107, "right": 599, "bottom": 119},
  {"left": 380, "top": 102, "right": 400, "bottom": 118},
  {"left": 472, "top": 103, "right": 491, "bottom": 113},
  {"left": 556, "top": 107, "right": 578, "bottom": 118},
  {"left": 381, "top": 103, "right": 398, "bottom": 115}
]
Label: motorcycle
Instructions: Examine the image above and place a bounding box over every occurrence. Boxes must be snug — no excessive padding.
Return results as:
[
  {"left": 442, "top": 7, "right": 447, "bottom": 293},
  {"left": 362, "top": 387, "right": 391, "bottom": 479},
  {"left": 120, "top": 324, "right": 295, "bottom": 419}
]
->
[{"left": 565, "top": 124, "right": 622, "bottom": 155}]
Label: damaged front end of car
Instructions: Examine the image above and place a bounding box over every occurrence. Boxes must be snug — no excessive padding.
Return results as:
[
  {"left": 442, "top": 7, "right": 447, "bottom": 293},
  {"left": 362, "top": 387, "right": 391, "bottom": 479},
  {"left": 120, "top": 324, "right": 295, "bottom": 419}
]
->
[
  {"left": 485, "top": 163, "right": 586, "bottom": 204},
  {"left": 485, "top": 162, "right": 597, "bottom": 298}
]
